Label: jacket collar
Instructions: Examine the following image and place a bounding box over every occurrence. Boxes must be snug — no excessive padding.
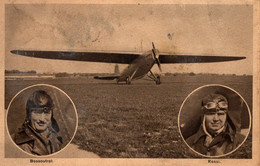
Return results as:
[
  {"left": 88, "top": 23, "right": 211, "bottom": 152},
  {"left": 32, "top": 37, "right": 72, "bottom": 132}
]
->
[
  {"left": 14, "top": 122, "right": 34, "bottom": 144},
  {"left": 192, "top": 123, "right": 235, "bottom": 144},
  {"left": 14, "top": 121, "right": 58, "bottom": 155}
]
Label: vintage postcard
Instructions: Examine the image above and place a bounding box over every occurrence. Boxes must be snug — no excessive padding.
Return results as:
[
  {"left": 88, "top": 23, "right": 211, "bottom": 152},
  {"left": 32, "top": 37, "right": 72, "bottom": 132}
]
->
[{"left": 0, "top": 0, "right": 259, "bottom": 165}]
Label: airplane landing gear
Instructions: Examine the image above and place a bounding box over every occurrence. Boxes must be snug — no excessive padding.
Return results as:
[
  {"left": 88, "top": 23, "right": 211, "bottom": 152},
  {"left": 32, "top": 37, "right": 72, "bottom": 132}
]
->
[
  {"left": 156, "top": 76, "right": 161, "bottom": 85},
  {"left": 147, "top": 70, "right": 161, "bottom": 85},
  {"left": 126, "top": 77, "right": 131, "bottom": 85},
  {"left": 125, "top": 68, "right": 138, "bottom": 85}
]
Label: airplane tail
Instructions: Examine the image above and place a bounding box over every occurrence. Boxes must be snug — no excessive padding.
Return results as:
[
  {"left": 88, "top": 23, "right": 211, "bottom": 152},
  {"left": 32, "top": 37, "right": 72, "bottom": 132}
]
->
[
  {"left": 94, "top": 76, "right": 120, "bottom": 80},
  {"left": 114, "top": 64, "right": 120, "bottom": 74},
  {"left": 94, "top": 65, "right": 120, "bottom": 80}
]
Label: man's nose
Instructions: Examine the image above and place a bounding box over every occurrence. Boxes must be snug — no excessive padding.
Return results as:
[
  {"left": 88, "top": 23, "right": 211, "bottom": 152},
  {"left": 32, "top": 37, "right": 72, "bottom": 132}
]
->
[
  {"left": 39, "top": 113, "right": 46, "bottom": 121},
  {"left": 213, "top": 113, "right": 219, "bottom": 121}
]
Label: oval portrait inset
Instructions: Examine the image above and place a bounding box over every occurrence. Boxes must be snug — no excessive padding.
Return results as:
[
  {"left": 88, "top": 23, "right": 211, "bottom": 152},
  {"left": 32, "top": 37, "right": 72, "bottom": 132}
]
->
[
  {"left": 6, "top": 84, "right": 78, "bottom": 156},
  {"left": 178, "top": 85, "right": 251, "bottom": 157}
]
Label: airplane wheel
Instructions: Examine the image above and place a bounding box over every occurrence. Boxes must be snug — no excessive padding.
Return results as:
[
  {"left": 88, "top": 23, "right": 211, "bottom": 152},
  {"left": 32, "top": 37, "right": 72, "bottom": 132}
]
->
[
  {"left": 126, "top": 77, "right": 131, "bottom": 85},
  {"left": 156, "top": 76, "right": 161, "bottom": 85}
]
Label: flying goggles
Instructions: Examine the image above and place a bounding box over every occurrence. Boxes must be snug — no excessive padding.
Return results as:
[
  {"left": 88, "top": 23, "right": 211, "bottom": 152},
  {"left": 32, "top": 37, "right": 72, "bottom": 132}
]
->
[
  {"left": 203, "top": 101, "right": 228, "bottom": 112},
  {"left": 30, "top": 107, "right": 52, "bottom": 114}
]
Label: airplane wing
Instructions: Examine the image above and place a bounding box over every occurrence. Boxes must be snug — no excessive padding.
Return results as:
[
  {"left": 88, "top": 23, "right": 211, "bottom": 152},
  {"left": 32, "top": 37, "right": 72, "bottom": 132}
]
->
[
  {"left": 94, "top": 76, "right": 120, "bottom": 80},
  {"left": 10, "top": 50, "right": 246, "bottom": 64},
  {"left": 159, "top": 54, "right": 246, "bottom": 63},
  {"left": 10, "top": 50, "right": 140, "bottom": 64}
]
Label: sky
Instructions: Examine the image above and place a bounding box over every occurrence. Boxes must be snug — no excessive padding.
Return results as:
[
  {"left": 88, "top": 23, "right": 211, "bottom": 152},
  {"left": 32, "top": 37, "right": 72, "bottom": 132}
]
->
[{"left": 5, "top": 4, "right": 253, "bottom": 75}]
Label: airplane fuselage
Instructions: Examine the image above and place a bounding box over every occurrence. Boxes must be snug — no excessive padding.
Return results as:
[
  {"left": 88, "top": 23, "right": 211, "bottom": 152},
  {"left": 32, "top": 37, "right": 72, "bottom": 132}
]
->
[{"left": 117, "top": 51, "right": 155, "bottom": 82}]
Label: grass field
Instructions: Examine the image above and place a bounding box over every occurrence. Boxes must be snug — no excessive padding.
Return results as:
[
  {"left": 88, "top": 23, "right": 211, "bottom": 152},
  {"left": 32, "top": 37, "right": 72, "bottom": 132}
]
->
[{"left": 5, "top": 74, "right": 252, "bottom": 158}]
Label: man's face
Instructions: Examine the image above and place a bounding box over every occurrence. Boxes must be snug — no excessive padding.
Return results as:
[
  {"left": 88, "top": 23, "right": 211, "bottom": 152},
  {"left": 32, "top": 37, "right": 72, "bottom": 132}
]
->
[
  {"left": 204, "top": 110, "right": 227, "bottom": 133},
  {"left": 30, "top": 109, "right": 52, "bottom": 132}
]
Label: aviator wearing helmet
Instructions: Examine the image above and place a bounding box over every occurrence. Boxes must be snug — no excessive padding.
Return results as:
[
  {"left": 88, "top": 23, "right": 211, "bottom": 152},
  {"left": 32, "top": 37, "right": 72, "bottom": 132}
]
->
[
  {"left": 185, "top": 93, "right": 245, "bottom": 156},
  {"left": 13, "top": 90, "right": 63, "bottom": 156}
]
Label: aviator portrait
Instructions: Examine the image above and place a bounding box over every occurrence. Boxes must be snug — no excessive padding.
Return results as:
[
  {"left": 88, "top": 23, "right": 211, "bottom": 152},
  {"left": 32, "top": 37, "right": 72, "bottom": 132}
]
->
[
  {"left": 178, "top": 85, "right": 251, "bottom": 157},
  {"left": 6, "top": 84, "right": 78, "bottom": 156}
]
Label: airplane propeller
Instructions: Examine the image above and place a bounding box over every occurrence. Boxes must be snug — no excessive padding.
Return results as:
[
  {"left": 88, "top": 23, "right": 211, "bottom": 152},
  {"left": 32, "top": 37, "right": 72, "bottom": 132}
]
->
[{"left": 152, "top": 42, "right": 162, "bottom": 72}]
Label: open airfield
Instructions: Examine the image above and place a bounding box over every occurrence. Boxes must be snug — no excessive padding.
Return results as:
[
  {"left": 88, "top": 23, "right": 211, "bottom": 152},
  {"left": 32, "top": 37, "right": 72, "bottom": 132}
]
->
[{"left": 5, "top": 74, "right": 252, "bottom": 158}]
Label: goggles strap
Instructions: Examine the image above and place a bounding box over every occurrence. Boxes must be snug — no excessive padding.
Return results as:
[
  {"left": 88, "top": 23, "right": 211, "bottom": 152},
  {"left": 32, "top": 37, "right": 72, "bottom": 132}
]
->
[{"left": 203, "top": 116, "right": 213, "bottom": 147}]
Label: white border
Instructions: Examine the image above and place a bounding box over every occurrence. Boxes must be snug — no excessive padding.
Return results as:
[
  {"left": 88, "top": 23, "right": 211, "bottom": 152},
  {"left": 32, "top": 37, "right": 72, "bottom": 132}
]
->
[{"left": 1, "top": 1, "right": 258, "bottom": 165}]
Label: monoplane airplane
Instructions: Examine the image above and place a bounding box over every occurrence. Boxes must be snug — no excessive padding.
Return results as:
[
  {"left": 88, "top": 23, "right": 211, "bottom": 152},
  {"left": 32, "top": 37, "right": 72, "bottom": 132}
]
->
[{"left": 11, "top": 43, "right": 245, "bottom": 85}]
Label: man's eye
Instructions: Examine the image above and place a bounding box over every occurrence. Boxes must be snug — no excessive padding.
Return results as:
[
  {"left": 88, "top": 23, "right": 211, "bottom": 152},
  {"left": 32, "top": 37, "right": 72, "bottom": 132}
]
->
[
  {"left": 33, "top": 110, "right": 42, "bottom": 114},
  {"left": 206, "top": 112, "right": 215, "bottom": 115},
  {"left": 219, "top": 108, "right": 228, "bottom": 111},
  {"left": 217, "top": 113, "right": 225, "bottom": 116}
]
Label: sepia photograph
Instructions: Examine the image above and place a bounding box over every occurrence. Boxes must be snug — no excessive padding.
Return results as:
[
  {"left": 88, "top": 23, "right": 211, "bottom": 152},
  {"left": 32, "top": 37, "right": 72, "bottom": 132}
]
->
[{"left": 1, "top": 1, "right": 259, "bottom": 166}]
